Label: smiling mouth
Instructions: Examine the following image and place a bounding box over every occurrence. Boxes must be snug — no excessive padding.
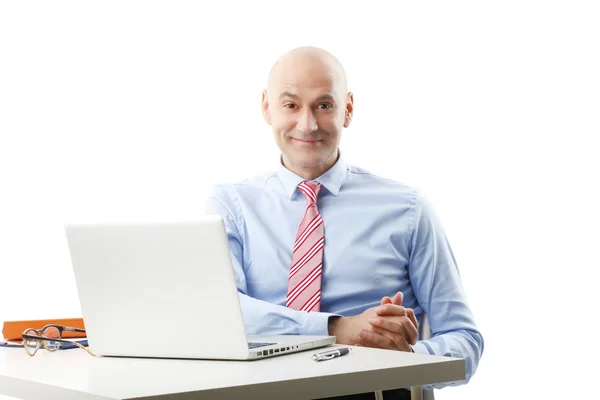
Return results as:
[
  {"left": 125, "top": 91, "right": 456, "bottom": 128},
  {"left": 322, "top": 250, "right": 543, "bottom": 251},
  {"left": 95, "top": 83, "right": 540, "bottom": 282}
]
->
[{"left": 292, "top": 138, "right": 321, "bottom": 144}]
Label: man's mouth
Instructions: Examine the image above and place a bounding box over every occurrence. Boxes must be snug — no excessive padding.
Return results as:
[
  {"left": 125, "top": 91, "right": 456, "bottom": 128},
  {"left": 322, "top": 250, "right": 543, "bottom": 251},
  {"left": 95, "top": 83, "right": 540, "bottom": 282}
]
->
[{"left": 292, "top": 138, "right": 321, "bottom": 144}]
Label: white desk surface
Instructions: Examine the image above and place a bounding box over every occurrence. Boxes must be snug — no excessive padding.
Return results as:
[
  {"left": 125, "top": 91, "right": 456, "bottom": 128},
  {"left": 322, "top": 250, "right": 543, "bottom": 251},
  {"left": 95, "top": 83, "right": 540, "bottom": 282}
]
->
[{"left": 0, "top": 345, "right": 464, "bottom": 400}]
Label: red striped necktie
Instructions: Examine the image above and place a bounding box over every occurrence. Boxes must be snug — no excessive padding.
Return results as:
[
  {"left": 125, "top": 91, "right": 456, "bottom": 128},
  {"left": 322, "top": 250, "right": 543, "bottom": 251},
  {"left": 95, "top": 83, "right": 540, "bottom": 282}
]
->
[{"left": 286, "top": 181, "right": 324, "bottom": 312}]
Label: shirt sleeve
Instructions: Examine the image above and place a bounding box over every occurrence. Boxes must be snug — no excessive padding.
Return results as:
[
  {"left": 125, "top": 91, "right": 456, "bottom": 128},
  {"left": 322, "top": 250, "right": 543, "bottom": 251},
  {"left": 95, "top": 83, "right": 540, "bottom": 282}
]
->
[
  {"left": 408, "top": 192, "right": 484, "bottom": 389},
  {"left": 204, "top": 185, "right": 340, "bottom": 336}
]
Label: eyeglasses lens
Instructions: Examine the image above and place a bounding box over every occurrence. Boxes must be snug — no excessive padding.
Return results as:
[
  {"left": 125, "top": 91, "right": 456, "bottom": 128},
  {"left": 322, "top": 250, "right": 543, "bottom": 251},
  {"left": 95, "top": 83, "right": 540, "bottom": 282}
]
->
[
  {"left": 42, "top": 326, "right": 61, "bottom": 351},
  {"left": 23, "top": 328, "right": 40, "bottom": 355}
]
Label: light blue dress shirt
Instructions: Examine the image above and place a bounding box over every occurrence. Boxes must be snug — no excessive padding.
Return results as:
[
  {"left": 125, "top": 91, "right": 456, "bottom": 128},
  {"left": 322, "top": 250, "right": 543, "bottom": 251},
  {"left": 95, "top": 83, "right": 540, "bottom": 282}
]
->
[{"left": 204, "top": 155, "right": 483, "bottom": 387}]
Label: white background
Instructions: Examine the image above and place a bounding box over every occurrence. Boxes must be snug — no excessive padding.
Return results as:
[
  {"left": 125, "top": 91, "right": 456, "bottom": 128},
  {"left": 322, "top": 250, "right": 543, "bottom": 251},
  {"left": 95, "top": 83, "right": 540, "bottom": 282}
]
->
[{"left": 1, "top": 1, "right": 599, "bottom": 399}]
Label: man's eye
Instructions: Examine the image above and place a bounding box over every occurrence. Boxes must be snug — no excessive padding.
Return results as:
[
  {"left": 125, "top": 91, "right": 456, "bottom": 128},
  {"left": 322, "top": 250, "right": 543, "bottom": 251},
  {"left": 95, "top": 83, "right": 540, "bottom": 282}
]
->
[
  {"left": 318, "top": 103, "right": 332, "bottom": 109},
  {"left": 284, "top": 104, "right": 297, "bottom": 109}
]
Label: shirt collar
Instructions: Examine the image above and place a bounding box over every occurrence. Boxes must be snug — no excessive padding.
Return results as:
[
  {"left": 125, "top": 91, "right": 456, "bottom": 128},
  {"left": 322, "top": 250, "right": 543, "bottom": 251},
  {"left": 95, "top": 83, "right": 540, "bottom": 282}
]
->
[{"left": 276, "top": 151, "right": 347, "bottom": 200}]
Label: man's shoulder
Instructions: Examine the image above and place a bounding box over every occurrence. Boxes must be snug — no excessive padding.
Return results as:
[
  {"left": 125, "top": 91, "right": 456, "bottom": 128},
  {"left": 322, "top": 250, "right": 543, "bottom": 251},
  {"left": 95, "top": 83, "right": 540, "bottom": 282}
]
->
[
  {"left": 345, "top": 163, "right": 418, "bottom": 194},
  {"left": 208, "top": 170, "right": 279, "bottom": 199},
  {"left": 345, "top": 164, "right": 437, "bottom": 219}
]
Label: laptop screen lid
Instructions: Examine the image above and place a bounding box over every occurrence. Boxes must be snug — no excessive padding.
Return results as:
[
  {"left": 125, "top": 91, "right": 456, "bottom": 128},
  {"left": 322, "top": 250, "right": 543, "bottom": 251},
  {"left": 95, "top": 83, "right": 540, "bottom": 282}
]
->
[{"left": 64, "top": 216, "right": 252, "bottom": 359}]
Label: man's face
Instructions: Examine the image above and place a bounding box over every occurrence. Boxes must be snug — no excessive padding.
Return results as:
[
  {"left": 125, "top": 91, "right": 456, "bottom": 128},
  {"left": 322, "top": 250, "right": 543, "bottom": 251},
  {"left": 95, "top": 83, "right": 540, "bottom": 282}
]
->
[{"left": 262, "top": 58, "right": 353, "bottom": 177}]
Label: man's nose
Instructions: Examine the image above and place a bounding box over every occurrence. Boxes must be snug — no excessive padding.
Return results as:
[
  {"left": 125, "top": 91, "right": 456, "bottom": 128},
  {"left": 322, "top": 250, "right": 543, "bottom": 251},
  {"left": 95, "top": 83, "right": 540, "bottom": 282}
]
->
[{"left": 296, "top": 109, "right": 318, "bottom": 134}]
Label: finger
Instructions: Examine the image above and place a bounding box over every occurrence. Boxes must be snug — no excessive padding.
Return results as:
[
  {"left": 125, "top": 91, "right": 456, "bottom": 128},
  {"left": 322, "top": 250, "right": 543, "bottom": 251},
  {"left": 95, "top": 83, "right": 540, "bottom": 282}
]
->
[
  {"left": 405, "top": 308, "right": 418, "bottom": 332},
  {"left": 376, "top": 304, "right": 407, "bottom": 316},
  {"left": 364, "top": 327, "right": 412, "bottom": 352},
  {"left": 400, "top": 317, "right": 419, "bottom": 345},
  {"left": 371, "top": 326, "right": 412, "bottom": 352},
  {"left": 369, "top": 316, "right": 418, "bottom": 345},
  {"left": 376, "top": 304, "right": 419, "bottom": 334},
  {"left": 359, "top": 329, "right": 396, "bottom": 350},
  {"left": 380, "top": 296, "right": 393, "bottom": 305},
  {"left": 356, "top": 336, "right": 378, "bottom": 349},
  {"left": 392, "top": 291, "right": 403, "bottom": 306}
]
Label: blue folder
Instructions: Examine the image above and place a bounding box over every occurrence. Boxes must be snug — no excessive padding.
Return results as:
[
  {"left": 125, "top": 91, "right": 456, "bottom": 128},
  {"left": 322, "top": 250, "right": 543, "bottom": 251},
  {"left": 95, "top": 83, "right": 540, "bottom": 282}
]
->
[{"left": 0, "top": 340, "right": 89, "bottom": 349}]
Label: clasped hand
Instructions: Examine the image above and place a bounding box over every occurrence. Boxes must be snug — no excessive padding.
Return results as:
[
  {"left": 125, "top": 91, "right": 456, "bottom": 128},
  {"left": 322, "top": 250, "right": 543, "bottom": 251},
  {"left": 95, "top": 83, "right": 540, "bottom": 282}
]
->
[{"left": 330, "top": 292, "right": 419, "bottom": 352}]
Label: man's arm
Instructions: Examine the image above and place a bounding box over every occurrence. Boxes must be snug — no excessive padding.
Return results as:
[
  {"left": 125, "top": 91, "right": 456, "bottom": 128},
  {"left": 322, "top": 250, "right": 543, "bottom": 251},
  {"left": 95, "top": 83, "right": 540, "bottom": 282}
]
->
[
  {"left": 204, "top": 186, "right": 340, "bottom": 336},
  {"left": 407, "top": 193, "right": 484, "bottom": 387}
]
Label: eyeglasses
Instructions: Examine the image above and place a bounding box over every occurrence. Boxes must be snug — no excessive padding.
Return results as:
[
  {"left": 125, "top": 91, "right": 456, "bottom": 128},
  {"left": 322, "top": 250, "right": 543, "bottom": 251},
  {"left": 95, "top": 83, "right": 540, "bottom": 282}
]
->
[{"left": 21, "top": 324, "right": 95, "bottom": 356}]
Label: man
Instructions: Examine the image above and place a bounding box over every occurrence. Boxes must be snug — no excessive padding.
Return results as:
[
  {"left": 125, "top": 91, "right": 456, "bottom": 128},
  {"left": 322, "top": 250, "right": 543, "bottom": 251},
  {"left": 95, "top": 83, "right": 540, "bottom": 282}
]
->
[{"left": 205, "top": 46, "right": 483, "bottom": 399}]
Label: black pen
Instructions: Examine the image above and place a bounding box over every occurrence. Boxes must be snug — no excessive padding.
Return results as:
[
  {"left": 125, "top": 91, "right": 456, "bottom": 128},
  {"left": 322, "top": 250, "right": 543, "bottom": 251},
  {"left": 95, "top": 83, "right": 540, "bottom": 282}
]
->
[{"left": 312, "top": 347, "right": 351, "bottom": 361}]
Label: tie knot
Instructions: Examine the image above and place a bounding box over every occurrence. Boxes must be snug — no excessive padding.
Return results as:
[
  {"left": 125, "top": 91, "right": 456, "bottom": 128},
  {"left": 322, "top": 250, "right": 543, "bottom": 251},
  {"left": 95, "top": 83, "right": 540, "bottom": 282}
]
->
[{"left": 297, "top": 181, "right": 321, "bottom": 205}]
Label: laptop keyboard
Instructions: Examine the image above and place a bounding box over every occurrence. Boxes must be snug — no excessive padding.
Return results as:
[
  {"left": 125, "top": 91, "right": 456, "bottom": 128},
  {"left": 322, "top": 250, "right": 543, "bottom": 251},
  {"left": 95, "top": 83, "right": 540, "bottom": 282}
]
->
[{"left": 248, "top": 342, "right": 276, "bottom": 349}]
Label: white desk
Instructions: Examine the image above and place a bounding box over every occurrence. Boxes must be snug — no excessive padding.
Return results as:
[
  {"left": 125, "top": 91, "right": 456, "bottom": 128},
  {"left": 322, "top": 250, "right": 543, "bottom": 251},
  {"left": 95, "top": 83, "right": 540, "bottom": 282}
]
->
[{"left": 0, "top": 345, "right": 464, "bottom": 399}]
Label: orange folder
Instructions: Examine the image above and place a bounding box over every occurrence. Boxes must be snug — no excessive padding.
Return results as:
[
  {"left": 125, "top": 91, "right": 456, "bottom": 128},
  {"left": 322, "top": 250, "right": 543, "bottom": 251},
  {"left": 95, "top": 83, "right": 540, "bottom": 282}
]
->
[{"left": 2, "top": 318, "right": 86, "bottom": 341}]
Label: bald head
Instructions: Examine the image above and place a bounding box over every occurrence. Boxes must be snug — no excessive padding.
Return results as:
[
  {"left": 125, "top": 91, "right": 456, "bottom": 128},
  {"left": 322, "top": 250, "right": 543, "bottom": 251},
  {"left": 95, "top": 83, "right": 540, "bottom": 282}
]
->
[{"left": 267, "top": 46, "right": 348, "bottom": 98}]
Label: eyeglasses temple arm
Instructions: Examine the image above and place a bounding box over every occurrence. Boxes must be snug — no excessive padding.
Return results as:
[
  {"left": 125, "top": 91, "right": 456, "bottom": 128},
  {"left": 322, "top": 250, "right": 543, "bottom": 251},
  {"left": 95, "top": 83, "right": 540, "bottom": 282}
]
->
[
  {"left": 63, "top": 327, "right": 86, "bottom": 333},
  {"left": 68, "top": 339, "right": 96, "bottom": 356}
]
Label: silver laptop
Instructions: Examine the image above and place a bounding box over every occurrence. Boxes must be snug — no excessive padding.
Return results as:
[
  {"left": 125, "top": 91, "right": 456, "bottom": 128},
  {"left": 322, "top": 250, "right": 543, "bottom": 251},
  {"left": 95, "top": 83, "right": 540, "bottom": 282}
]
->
[{"left": 64, "top": 215, "right": 335, "bottom": 360}]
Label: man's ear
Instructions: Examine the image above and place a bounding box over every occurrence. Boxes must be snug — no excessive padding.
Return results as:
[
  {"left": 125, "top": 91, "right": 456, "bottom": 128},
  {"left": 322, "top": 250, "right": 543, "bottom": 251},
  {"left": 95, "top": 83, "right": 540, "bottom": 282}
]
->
[
  {"left": 343, "top": 91, "right": 354, "bottom": 128},
  {"left": 262, "top": 90, "right": 271, "bottom": 125}
]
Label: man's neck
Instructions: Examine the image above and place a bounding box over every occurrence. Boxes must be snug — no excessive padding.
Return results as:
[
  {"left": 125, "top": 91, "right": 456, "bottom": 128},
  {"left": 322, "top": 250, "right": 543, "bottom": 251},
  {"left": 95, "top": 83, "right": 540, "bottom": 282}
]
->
[{"left": 282, "top": 152, "right": 339, "bottom": 180}]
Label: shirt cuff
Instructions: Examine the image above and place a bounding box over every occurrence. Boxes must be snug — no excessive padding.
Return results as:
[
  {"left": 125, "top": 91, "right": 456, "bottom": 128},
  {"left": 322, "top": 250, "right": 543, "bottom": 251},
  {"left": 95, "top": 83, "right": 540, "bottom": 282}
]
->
[
  {"left": 301, "top": 312, "right": 340, "bottom": 336},
  {"left": 410, "top": 341, "right": 430, "bottom": 355}
]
